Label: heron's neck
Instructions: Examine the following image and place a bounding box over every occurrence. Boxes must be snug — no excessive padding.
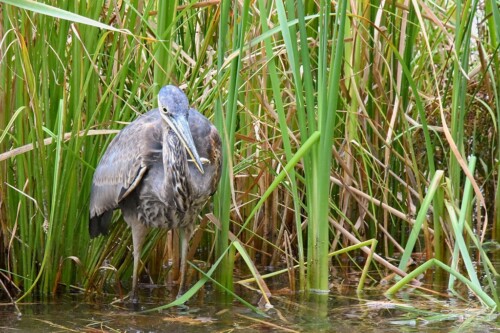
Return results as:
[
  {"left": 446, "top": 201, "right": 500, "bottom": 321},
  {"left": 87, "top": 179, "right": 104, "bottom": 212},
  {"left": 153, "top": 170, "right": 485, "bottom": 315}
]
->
[
  {"left": 163, "top": 128, "right": 190, "bottom": 205},
  {"left": 163, "top": 127, "right": 188, "bottom": 173}
]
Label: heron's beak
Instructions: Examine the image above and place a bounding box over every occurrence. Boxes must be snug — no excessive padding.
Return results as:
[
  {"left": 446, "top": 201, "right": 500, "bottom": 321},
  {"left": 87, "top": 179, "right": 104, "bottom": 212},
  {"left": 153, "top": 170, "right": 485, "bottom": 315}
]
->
[{"left": 162, "top": 112, "right": 205, "bottom": 174}]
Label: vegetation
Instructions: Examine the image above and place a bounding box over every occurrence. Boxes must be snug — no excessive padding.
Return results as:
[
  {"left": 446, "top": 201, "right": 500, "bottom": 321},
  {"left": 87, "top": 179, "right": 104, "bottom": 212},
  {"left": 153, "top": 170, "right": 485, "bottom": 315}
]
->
[{"left": 0, "top": 0, "right": 499, "bottom": 312}]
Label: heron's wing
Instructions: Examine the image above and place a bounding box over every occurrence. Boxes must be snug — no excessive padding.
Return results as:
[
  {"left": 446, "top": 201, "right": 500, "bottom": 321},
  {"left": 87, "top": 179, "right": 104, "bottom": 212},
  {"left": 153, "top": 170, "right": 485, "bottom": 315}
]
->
[
  {"left": 89, "top": 110, "right": 163, "bottom": 230},
  {"left": 188, "top": 109, "right": 222, "bottom": 197}
]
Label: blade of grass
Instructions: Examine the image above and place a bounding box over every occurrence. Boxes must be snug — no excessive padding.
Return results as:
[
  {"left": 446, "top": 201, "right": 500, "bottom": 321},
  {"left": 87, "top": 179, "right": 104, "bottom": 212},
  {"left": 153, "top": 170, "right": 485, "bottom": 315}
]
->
[
  {"left": 0, "top": 0, "right": 127, "bottom": 33},
  {"left": 398, "top": 170, "right": 444, "bottom": 273},
  {"left": 257, "top": 0, "right": 305, "bottom": 291},
  {"left": 386, "top": 258, "right": 496, "bottom": 309}
]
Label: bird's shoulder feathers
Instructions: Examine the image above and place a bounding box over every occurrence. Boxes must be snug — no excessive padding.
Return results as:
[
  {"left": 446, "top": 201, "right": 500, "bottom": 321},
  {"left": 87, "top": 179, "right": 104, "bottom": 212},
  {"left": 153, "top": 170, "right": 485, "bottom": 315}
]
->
[{"left": 89, "top": 110, "right": 163, "bottom": 230}]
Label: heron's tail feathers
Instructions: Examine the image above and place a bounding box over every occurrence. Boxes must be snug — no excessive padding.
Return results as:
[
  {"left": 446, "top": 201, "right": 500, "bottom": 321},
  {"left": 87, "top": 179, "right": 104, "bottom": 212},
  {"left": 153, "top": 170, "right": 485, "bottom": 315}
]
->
[{"left": 89, "top": 210, "right": 112, "bottom": 238}]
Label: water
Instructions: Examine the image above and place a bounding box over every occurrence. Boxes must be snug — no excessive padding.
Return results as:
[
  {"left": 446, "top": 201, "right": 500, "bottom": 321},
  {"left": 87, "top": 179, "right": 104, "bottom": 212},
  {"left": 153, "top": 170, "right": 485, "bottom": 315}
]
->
[{"left": 1, "top": 285, "right": 498, "bottom": 332}]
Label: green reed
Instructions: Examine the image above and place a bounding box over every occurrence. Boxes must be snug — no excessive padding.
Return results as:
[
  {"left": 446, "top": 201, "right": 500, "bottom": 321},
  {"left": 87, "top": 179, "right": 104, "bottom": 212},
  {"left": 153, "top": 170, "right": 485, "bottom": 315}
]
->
[{"left": 488, "top": 0, "right": 500, "bottom": 241}]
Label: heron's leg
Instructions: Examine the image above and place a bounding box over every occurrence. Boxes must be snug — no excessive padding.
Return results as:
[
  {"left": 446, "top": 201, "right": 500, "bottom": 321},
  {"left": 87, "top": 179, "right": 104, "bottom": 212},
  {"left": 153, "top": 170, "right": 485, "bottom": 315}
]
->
[
  {"left": 130, "top": 219, "right": 148, "bottom": 304},
  {"left": 177, "top": 225, "right": 193, "bottom": 298}
]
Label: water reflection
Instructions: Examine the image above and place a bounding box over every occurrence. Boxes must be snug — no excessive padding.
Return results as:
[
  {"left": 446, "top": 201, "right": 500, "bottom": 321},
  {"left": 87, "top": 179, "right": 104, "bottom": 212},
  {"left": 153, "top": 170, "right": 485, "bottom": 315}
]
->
[{"left": 1, "top": 286, "right": 498, "bottom": 332}]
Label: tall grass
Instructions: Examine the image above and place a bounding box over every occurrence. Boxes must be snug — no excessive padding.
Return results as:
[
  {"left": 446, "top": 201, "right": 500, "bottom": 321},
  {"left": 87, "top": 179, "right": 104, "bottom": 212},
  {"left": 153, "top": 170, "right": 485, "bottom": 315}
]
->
[
  {"left": 0, "top": 0, "right": 499, "bottom": 311},
  {"left": 489, "top": 0, "right": 500, "bottom": 242}
]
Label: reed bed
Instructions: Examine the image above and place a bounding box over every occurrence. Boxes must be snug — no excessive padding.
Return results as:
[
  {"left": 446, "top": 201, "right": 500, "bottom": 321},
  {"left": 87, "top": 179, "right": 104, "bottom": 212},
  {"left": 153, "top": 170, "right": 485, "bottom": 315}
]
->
[{"left": 0, "top": 0, "right": 499, "bottom": 311}]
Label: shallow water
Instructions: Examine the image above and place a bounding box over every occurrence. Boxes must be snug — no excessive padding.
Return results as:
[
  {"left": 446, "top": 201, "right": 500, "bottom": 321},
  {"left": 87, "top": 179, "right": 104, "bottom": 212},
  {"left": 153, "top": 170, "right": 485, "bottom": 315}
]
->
[{"left": 1, "top": 285, "right": 498, "bottom": 333}]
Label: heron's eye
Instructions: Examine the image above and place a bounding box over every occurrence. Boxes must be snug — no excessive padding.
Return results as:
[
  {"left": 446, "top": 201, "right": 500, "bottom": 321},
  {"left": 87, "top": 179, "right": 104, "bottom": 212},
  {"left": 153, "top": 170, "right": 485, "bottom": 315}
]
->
[{"left": 162, "top": 107, "right": 169, "bottom": 115}]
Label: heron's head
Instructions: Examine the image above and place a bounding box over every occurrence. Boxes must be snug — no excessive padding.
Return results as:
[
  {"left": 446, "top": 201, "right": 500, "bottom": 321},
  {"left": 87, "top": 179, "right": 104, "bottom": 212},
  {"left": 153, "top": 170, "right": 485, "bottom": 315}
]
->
[{"left": 158, "top": 85, "right": 204, "bottom": 174}]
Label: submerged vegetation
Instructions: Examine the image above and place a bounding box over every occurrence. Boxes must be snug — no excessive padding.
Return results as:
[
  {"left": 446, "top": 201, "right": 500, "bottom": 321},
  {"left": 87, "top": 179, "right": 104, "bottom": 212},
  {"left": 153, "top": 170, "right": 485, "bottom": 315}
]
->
[{"left": 0, "top": 0, "right": 499, "bottom": 314}]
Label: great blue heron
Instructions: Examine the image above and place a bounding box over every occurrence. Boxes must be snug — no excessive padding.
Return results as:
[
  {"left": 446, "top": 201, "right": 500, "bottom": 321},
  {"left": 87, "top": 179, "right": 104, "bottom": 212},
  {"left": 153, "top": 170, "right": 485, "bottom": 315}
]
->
[{"left": 89, "top": 85, "right": 222, "bottom": 303}]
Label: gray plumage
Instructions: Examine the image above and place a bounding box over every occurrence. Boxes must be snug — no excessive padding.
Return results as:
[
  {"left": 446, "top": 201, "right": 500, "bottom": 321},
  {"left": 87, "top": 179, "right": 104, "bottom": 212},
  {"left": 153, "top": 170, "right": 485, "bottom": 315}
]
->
[{"left": 89, "top": 85, "right": 221, "bottom": 302}]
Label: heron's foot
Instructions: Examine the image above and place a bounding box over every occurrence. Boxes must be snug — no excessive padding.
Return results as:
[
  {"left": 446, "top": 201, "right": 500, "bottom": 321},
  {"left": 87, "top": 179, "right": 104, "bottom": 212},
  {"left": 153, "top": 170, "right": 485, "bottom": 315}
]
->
[
  {"left": 175, "top": 293, "right": 189, "bottom": 310},
  {"left": 175, "top": 289, "right": 185, "bottom": 301},
  {"left": 129, "top": 294, "right": 144, "bottom": 311},
  {"left": 176, "top": 303, "right": 189, "bottom": 311},
  {"left": 129, "top": 289, "right": 140, "bottom": 305},
  {"left": 113, "top": 291, "right": 141, "bottom": 311}
]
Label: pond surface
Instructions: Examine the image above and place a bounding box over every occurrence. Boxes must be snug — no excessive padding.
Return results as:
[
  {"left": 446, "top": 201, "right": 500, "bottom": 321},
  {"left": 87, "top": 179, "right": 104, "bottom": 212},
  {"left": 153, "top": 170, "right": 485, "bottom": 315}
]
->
[{"left": 1, "top": 284, "right": 498, "bottom": 333}]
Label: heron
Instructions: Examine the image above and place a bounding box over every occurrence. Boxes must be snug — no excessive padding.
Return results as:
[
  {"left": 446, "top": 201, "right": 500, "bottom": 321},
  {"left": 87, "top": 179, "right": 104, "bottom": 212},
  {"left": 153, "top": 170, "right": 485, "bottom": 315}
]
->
[{"left": 89, "top": 85, "right": 222, "bottom": 303}]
